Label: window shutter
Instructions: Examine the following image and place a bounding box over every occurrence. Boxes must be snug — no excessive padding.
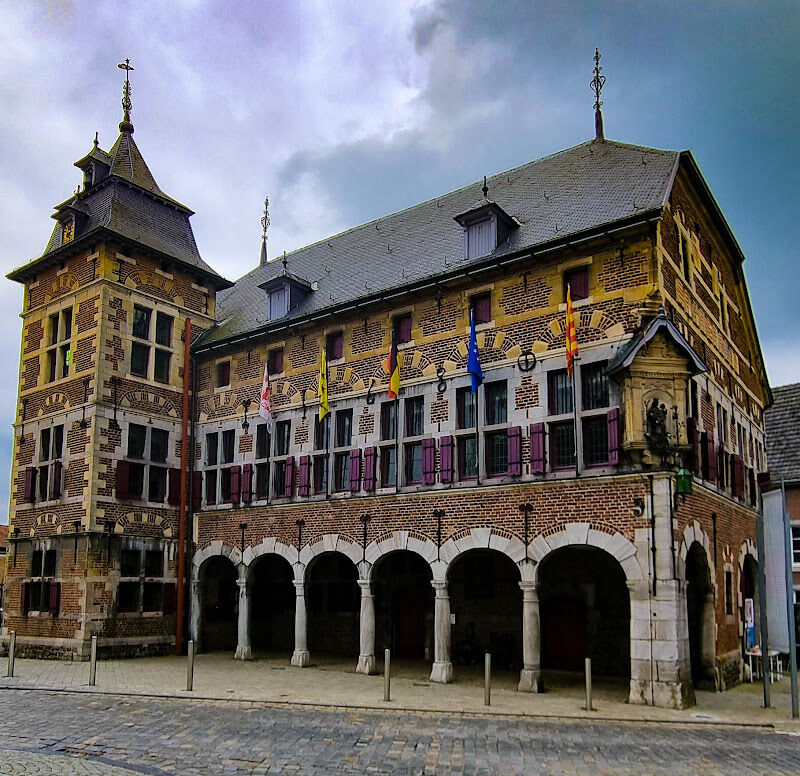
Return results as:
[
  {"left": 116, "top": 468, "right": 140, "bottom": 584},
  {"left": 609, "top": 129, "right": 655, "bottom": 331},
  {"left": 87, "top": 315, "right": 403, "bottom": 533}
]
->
[
  {"left": 333, "top": 334, "right": 343, "bottom": 360},
  {"left": 529, "top": 423, "right": 545, "bottom": 474},
  {"left": 23, "top": 467, "right": 36, "bottom": 503},
  {"left": 749, "top": 468, "right": 757, "bottom": 507},
  {"left": 241, "top": 463, "right": 253, "bottom": 504},
  {"left": 298, "top": 455, "right": 310, "bottom": 496},
  {"left": 20, "top": 582, "right": 28, "bottom": 616},
  {"left": 349, "top": 449, "right": 361, "bottom": 492},
  {"left": 50, "top": 460, "right": 63, "bottom": 500},
  {"left": 685, "top": 416, "right": 699, "bottom": 473},
  {"left": 733, "top": 455, "right": 745, "bottom": 499},
  {"left": 399, "top": 316, "right": 412, "bottom": 343},
  {"left": 703, "top": 433, "right": 717, "bottom": 483},
  {"left": 574, "top": 268, "right": 589, "bottom": 299},
  {"left": 363, "top": 447, "right": 377, "bottom": 491},
  {"left": 508, "top": 426, "right": 522, "bottom": 475},
  {"left": 607, "top": 408, "right": 621, "bottom": 465},
  {"left": 284, "top": 456, "right": 295, "bottom": 497},
  {"left": 191, "top": 471, "right": 202, "bottom": 510},
  {"left": 48, "top": 581, "right": 61, "bottom": 616},
  {"left": 167, "top": 468, "right": 181, "bottom": 506},
  {"left": 116, "top": 460, "right": 130, "bottom": 499},
  {"left": 440, "top": 436, "right": 454, "bottom": 483},
  {"left": 475, "top": 294, "right": 491, "bottom": 324},
  {"left": 230, "top": 465, "right": 241, "bottom": 504},
  {"left": 163, "top": 583, "right": 177, "bottom": 614},
  {"left": 274, "top": 350, "right": 284, "bottom": 373},
  {"left": 422, "top": 438, "right": 436, "bottom": 484}
]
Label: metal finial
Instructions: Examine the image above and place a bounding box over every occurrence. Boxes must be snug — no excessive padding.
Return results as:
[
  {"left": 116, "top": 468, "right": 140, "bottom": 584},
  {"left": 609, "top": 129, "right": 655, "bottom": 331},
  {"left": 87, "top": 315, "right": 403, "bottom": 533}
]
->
[
  {"left": 482, "top": 175, "right": 489, "bottom": 198},
  {"left": 93, "top": 132, "right": 99, "bottom": 148},
  {"left": 590, "top": 48, "right": 606, "bottom": 140},
  {"left": 259, "top": 196, "right": 270, "bottom": 266},
  {"left": 282, "top": 250, "right": 288, "bottom": 272},
  {"left": 117, "top": 58, "right": 135, "bottom": 132}
]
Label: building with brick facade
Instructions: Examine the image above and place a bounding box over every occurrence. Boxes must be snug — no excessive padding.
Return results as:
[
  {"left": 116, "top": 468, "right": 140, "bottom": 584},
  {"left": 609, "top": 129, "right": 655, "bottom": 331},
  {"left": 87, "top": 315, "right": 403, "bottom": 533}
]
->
[{"left": 1, "top": 80, "right": 771, "bottom": 708}]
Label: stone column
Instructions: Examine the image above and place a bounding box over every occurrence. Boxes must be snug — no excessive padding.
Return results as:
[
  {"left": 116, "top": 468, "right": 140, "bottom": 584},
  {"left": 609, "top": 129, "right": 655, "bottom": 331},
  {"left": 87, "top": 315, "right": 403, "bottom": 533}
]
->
[
  {"left": 429, "top": 580, "right": 453, "bottom": 683},
  {"left": 518, "top": 581, "right": 542, "bottom": 692},
  {"left": 189, "top": 578, "right": 201, "bottom": 649},
  {"left": 234, "top": 565, "right": 252, "bottom": 661},
  {"left": 701, "top": 591, "right": 718, "bottom": 686},
  {"left": 291, "top": 579, "right": 310, "bottom": 667},
  {"left": 355, "top": 579, "right": 377, "bottom": 674}
]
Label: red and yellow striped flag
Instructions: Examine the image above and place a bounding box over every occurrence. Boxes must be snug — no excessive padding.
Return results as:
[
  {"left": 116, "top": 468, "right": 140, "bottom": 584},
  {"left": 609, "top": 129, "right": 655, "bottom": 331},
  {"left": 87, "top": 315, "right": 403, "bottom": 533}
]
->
[{"left": 565, "top": 284, "right": 579, "bottom": 378}]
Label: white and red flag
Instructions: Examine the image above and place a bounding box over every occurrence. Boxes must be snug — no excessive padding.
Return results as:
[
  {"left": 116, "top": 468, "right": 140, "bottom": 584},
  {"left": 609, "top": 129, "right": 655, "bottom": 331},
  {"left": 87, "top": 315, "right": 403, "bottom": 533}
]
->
[{"left": 258, "top": 363, "right": 273, "bottom": 431}]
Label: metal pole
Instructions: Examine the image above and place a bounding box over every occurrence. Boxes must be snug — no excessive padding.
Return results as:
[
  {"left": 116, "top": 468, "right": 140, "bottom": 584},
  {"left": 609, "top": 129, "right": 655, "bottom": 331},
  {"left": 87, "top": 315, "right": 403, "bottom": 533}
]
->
[
  {"left": 186, "top": 639, "right": 195, "bottom": 692},
  {"left": 89, "top": 635, "right": 97, "bottom": 686},
  {"left": 484, "top": 652, "right": 491, "bottom": 706},
  {"left": 584, "top": 657, "right": 594, "bottom": 711},
  {"left": 756, "top": 492, "right": 771, "bottom": 708},
  {"left": 7, "top": 631, "right": 15, "bottom": 678},
  {"left": 383, "top": 648, "right": 391, "bottom": 702},
  {"left": 781, "top": 480, "right": 799, "bottom": 718}
]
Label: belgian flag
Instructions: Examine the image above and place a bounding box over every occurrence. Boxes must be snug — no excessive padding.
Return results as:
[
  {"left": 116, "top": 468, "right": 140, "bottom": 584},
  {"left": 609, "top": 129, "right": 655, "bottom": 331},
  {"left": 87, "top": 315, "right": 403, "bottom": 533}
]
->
[{"left": 385, "top": 329, "right": 400, "bottom": 399}]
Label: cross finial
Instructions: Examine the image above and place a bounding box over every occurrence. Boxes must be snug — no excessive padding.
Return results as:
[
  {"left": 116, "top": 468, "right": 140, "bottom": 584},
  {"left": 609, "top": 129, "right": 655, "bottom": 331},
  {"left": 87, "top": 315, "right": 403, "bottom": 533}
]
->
[
  {"left": 259, "top": 196, "right": 270, "bottom": 266},
  {"left": 482, "top": 175, "right": 489, "bottom": 198},
  {"left": 282, "top": 250, "right": 288, "bottom": 273},
  {"left": 590, "top": 48, "right": 606, "bottom": 140},
  {"left": 117, "top": 58, "right": 135, "bottom": 133},
  {"left": 93, "top": 131, "right": 99, "bottom": 148}
]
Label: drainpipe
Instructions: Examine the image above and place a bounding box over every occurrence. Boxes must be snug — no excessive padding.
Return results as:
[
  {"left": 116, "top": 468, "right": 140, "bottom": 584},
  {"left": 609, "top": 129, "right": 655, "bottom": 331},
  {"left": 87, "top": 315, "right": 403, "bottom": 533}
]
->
[
  {"left": 648, "top": 474, "right": 657, "bottom": 597},
  {"left": 176, "top": 317, "right": 191, "bottom": 654}
]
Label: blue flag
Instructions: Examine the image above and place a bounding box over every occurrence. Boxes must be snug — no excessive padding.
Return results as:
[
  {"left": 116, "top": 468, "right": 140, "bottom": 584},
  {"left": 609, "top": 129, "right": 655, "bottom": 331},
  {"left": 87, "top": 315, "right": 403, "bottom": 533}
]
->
[{"left": 467, "top": 310, "right": 483, "bottom": 393}]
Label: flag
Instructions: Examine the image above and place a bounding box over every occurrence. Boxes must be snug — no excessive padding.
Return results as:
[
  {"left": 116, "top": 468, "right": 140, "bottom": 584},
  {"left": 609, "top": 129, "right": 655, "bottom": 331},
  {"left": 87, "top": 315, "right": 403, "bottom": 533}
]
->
[
  {"left": 565, "top": 283, "right": 579, "bottom": 378},
  {"left": 467, "top": 310, "right": 483, "bottom": 393},
  {"left": 318, "top": 349, "right": 329, "bottom": 419},
  {"left": 385, "top": 329, "right": 400, "bottom": 400},
  {"left": 258, "top": 363, "right": 273, "bottom": 431}
]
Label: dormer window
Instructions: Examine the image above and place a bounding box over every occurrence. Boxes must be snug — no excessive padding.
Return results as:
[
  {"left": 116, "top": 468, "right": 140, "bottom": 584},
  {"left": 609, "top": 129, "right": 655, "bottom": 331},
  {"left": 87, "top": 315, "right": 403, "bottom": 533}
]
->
[
  {"left": 62, "top": 219, "right": 74, "bottom": 244},
  {"left": 454, "top": 201, "right": 517, "bottom": 260},
  {"left": 268, "top": 287, "right": 287, "bottom": 320},
  {"left": 258, "top": 273, "right": 313, "bottom": 322}
]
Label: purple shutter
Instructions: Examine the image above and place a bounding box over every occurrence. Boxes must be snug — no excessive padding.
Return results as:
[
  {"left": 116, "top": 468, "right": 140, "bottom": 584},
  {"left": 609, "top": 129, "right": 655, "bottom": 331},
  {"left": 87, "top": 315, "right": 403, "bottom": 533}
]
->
[
  {"left": 422, "top": 438, "right": 436, "bottom": 484},
  {"left": 298, "top": 456, "right": 310, "bottom": 497},
  {"left": 704, "top": 434, "right": 717, "bottom": 483},
  {"left": 607, "top": 408, "right": 621, "bottom": 465},
  {"left": 475, "top": 294, "right": 491, "bottom": 324},
  {"left": 24, "top": 467, "right": 36, "bottom": 503},
  {"left": 242, "top": 463, "right": 253, "bottom": 504},
  {"left": 749, "top": 468, "right": 757, "bottom": 507},
  {"left": 733, "top": 455, "right": 745, "bottom": 499},
  {"left": 167, "top": 468, "right": 181, "bottom": 505},
  {"left": 686, "top": 416, "right": 699, "bottom": 473},
  {"left": 230, "top": 465, "right": 241, "bottom": 504},
  {"left": 20, "top": 582, "right": 29, "bottom": 616},
  {"left": 440, "top": 436, "right": 454, "bottom": 483},
  {"left": 399, "top": 315, "right": 412, "bottom": 343},
  {"left": 333, "top": 333, "right": 343, "bottom": 360},
  {"left": 363, "top": 447, "right": 376, "bottom": 491},
  {"left": 349, "top": 449, "right": 361, "bottom": 492},
  {"left": 508, "top": 426, "right": 522, "bottom": 475},
  {"left": 191, "top": 471, "right": 202, "bottom": 509},
  {"left": 284, "top": 456, "right": 295, "bottom": 497},
  {"left": 48, "top": 581, "right": 60, "bottom": 616},
  {"left": 572, "top": 268, "right": 589, "bottom": 299},
  {"left": 530, "top": 423, "right": 545, "bottom": 474},
  {"left": 274, "top": 350, "right": 284, "bottom": 373},
  {"left": 116, "top": 460, "right": 130, "bottom": 499},
  {"left": 50, "top": 460, "right": 63, "bottom": 499}
]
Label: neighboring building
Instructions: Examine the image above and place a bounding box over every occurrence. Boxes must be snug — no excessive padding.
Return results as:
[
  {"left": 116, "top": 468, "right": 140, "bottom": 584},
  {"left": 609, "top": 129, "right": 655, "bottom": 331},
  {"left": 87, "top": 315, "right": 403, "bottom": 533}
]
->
[{"left": 1, "top": 65, "right": 771, "bottom": 708}]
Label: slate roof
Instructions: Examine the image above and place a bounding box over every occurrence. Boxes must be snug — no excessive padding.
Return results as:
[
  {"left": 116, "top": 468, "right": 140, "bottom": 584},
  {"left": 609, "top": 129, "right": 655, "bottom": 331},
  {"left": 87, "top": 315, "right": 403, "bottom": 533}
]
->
[
  {"left": 201, "top": 138, "right": 681, "bottom": 347},
  {"left": 765, "top": 383, "right": 800, "bottom": 482}
]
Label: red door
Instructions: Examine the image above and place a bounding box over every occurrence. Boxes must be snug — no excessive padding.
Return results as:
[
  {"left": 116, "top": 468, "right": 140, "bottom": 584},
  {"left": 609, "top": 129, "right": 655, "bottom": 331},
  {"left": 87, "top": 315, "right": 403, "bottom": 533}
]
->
[{"left": 543, "top": 597, "right": 586, "bottom": 671}]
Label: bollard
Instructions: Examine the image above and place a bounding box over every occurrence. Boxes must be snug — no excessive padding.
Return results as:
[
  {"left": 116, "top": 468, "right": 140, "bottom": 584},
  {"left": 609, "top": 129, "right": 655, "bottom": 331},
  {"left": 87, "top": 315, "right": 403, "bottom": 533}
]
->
[
  {"left": 186, "top": 640, "right": 195, "bottom": 692},
  {"left": 484, "top": 652, "right": 491, "bottom": 707},
  {"left": 383, "top": 648, "right": 391, "bottom": 702},
  {"left": 584, "top": 657, "right": 594, "bottom": 711},
  {"left": 7, "top": 631, "right": 16, "bottom": 678},
  {"left": 89, "top": 635, "right": 97, "bottom": 686}
]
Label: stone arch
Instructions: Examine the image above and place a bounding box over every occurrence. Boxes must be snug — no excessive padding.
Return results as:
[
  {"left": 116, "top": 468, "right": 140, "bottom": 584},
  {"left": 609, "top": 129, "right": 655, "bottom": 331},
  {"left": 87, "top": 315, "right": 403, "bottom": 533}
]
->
[
  {"left": 115, "top": 510, "right": 173, "bottom": 538},
  {"left": 737, "top": 538, "right": 757, "bottom": 571},
  {"left": 678, "top": 521, "right": 716, "bottom": 587},
  {"left": 532, "top": 310, "right": 625, "bottom": 354},
  {"left": 372, "top": 350, "right": 437, "bottom": 384},
  {"left": 440, "top": 526, "right": 530, "bottom": 583},
  {"left": 271, "top": 379, "right": 303, "bottom": 409},
  {"left": 37, "top": 392, "right": 71, "bottom": 415},
  {"left": 191, "top": 540, "right": 242, "bottom": 571},
  {"left": 298, "top": 533, "right": 362, "bottom": 575},
  {"left": 198, "top": 391, "right": 240, "bottom": 422},
  {"left": 442, "top": 331, "right": 522, "bottom": 373},
  {"left": 119, "top": 390, "right": 179, "bottom": 418},
  {"left": 364, "top": 530, "right": 439, "bottom": 581},
  {"left": 243, "top": 537, "right": 298, "bottom": 570}
]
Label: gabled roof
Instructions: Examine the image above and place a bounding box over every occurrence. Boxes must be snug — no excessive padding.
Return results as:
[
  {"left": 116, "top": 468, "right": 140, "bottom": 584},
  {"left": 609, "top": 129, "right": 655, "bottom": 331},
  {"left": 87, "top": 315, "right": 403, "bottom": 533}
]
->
[
  {"left": 200, "top": 138, "right": 680, "bottom": 347},
  {"left": 765, "top": 382, "right": 800, "bottom": 483}
]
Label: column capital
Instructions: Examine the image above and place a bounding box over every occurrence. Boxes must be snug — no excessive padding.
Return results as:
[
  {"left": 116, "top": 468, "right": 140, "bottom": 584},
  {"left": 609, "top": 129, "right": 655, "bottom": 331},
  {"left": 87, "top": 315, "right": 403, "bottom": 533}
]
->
[
  {"left": 293, "top": 580, "right": 305, "bottom": 593},
  {"left": 357, "top": 579, "right": 372, "bottom": 594},
  {"left": 431, "top": 579, "right": 448, "bottom": 595},
  {"left": 236, "top": 578, "right": 248, "bottom": 592},
  {"left": 518, "top": 580, "right": 539, "bottom": 598}
]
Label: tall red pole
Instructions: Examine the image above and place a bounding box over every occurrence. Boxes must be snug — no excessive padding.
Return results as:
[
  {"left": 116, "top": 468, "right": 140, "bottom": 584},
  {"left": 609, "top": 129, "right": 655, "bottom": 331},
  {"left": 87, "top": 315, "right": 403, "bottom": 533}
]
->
[{"left": 176, "top": 317, "right": 191, "bottom": 654}]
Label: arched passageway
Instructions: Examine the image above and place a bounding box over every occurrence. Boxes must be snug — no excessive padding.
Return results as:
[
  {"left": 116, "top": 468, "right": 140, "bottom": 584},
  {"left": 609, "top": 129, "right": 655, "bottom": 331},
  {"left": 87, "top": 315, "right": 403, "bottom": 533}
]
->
[
  {"left": 306, "top": 552, "right": 359, "bottom": 656},
  {"left": 200, "top": 555, "right": 238, "bottom": 652},
  {"left": 741, "top": 555, "right": 760, "bottom": 650},
  {"left": 448, "top": 549, "right": 522, "bottom": 670},
  {"left": 372, "top": 551, "right": 433, "bottom": 660},
  {"left": 538, "top": 546, "right": 630, "bottom": 677},
  {"left": 685, "top": 542, "right": 716, "bottom": 689},
  {"left": 250, "top": 554, "right": 295, "bottom": 653}
]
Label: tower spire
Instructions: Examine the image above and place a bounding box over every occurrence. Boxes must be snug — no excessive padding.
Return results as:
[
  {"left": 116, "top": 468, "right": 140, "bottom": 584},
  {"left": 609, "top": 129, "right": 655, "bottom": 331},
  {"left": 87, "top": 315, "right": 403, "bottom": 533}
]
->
[
  {"left": 259, "top": 196, "right": 270, "bottom": 266},
  {"left": 117, "top": 58, "right": 135, "bottom": 134},
  {"left": 590, "top": 48, "right": 606, "bottom": 140}
]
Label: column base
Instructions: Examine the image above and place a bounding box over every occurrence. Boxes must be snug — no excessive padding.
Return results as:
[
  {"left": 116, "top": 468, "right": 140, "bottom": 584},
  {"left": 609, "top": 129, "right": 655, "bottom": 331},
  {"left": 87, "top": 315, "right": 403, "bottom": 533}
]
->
[
  {"left": 429, "top": 661, "right": 453, "bottom": 683},
  {"left": 234, "top": 645, "right": 253, "bottom": 661},
  {"left": 517, "top": 668, "right": 543, "bottom": 693},
  {"left": 629, "top": 678, "right": 696, "bottom": 709},
  {"left": 291, "top": 650, "right": 310, "bottom": 667},
  {"left": 356, "top": 654, "right": 377, "bottom": 675}
]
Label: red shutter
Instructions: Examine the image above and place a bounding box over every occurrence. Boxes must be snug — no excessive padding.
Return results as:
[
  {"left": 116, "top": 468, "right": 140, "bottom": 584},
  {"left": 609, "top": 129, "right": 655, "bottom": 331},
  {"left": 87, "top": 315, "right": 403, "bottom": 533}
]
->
[
  {"left": 530, "top": 423, "right": 545, "bottom": 474},
  {"left": 284, "top": 456, "right": 295, "bottom": 497},
  {"left": 607, "top": 408, "right": 621, "bottom": 465},
  {"left": 167, "top": 468, "right": 181, "bottom": 505},
  {"left": 298, "top": 455, "right": 310, "bottom": 496},
  {"left": 399, "top": 315, "right": 412, "bottom": 343},
  {"left": 733, "top": 455, "right": 745, "bottom": 499},
  {"left": 572, "top": 268, "right": 589, "bottom": 299},
  {"left": 24, "top": 467, "right": 36, "bottom": 503},
  {"left": 20, "top": 582, "right": 28, "bottom": 615},
  {"left": 440, "top": 436, "right": 454, "bottom": 483},
  {"left": 230, "top": 465, "right": 241, "bottom": 504},
  {"left": 508, "top": 426, "right": 522, "bottom": 475},
  {"left": 50, "top": 461, "right": 63, "bottom": 500},
  {"left": 349, "top": 449, "right": 361, "bottom": 492},
  {"left": 273, "top": 350, "right": 284, "bottom": 373},
  {"left": 474, "top": 294, "right": 491, "bottom": 324},
  {"left": 421, "top": 438, "right": 436, "bottom": 484},
  {"left": 703, "top": 434, "right": 717, "bottom": 483},
  {"left": 333, "top": 333, "right": 343, "bottom": 360},
  {"left": 363, "top": 447, "right": 377, "bottom": 491},
  {"left": 48, "top": 581, "right": 61, "bottom": 616},
  {"left": 241, "top": 463, "right": 253, "bottom": 504},
  {"left": 749, "top": 468, "right": 757, "bottom": 507},
  {"left": 686, "top": 416, "right": 699, "bottom": 473},
  {"left": 116, "top": 460, "right": 130, "bottom": 499},
  {"left": 191, "top": 471, "right": 202, "bottom": 510},
  {"left": 163, "top": 583, "right": 177, "bottom": 614}
]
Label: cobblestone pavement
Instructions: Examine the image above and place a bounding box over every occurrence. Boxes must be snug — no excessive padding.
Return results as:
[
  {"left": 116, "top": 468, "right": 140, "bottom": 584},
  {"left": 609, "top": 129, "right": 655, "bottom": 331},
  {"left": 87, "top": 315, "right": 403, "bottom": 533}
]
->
[{"left": 1, "top": 689, "right": 799, "bottom": 775}]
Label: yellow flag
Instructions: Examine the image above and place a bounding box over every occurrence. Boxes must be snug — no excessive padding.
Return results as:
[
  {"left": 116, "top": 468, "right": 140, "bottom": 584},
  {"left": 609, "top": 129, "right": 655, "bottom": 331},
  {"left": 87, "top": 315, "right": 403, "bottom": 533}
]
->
[{"left": 318, "top": 349, "right": 329, "bottom": 419}]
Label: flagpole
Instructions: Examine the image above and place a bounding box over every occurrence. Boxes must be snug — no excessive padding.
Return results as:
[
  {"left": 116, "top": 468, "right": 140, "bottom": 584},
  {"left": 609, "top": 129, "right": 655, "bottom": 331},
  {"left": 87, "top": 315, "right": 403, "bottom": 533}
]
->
[
  {"left": 475, "top": 385, "right": 481, "bottom": 487},
  {"left": 394, "top": 396, "right": 400, "bottom": 494},
  {"left": 325, "top": 411, "right": 330, "bottom": 499},
  {"left": 572, "top": 358, "right": 580, "bottom": 479}
]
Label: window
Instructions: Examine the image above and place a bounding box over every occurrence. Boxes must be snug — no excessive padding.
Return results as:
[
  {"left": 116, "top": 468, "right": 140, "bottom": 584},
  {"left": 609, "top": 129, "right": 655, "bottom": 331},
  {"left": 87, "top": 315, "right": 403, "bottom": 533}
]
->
[
  {"left": 205, "top": 469, "right": 217, "bottom": 505},
  {"left": 484, "top": 381, "right": 507, "bottom": 425},
  {"left": 485, "top": 430, "right": 508, "bottom": 476},
  {"left": 792, "top": 526, "right": 800, "bottom": 567},
  {"left": 334, "top": 452, "right": 349, "bottom": 492},
  {"left": 154, "top": 349, "right": 171, "bottom": 383},
  {"left": 275, "top": 420, "right": 291, "bottom": 456},
  {"left": 43, "top": 306, "right": 73, "bottom": 383},
  {"left": 470, "top": 292, "right": 492, "bottom": 325},
  {"left": 116, "top": 546, "right": 170, "bottom": 616},
  {"left": 405, "top": 442, "right": 423, "bottom": 484},
  {"left": 131, "top": 306, "right": 173, "bottom": 382},
  {"left": 217, "top": 361, "right": 231, "bottom": 388},
  {"left": 203, "top": 429, "right": 236, "bottom": 505},
  {"left": 314, "top": 414, "right": 330, "bottom": 450},
  {"left": 326, "top": 331, "right": 343, "bottom": 361},
  {"left": 133, "top": 306, "right": 151, "bottom": 339},
  {"left": 255, "top": 463, "right": 269, "bottom": 500},
  {"left": 273, "top": 460, "right": 288, "bottom": 497},
  {"left": 314, "top": 455, "right": 328, "bottom": 494},
  {"left": 405, "top": 396, "right": 424, "bottom": 437},
  {"left": 155, "top": 312, "right": 172, "bottom": 347},
  {"left": 378, "top": 402, "right": 396, "bottom": 488},
  {"left": 256, "top": 424, "right": 271, "bottom": 459},
  {"left": 563, "top": 267, "right": 589, "bottom": 301},
  {"left": 206, "top": 433, "right": 219, "bottom": 466},
  {"left": 582, "top": 362, "right": 609, "bottom": 410},
  {"left": 457, "top": 436, "right": 478, "bottom": 479},
  {"left": 680, "top": 233, "right": 692, "bottom": 282},
  {"left": 335, "top": 409, "right": 352, "bottom": 448},
  {"left": 380, "top": 402, "right": 396, "bottom": 440},
  {"left": 22, "top": 549, "right": 58, "bottom": 617},
  {"left": 456, "top": 387, "right": 476, "bottom": 429},
  {"left": 717, "top": 404, "right": 729, "bottom": 446},
  {"left": 122, "top": 423, "right": 170, "bottom": 502},
  {"left": 131, "top": 342, "right": 149, "bottom": 377},
  {"left": 221, "top": 429, "right": 235, "bottom": 464},
  {"left": 380, "top": 447, "right": 396, "bottom": 487},
  {"left": 268, "top": 348, "right": 284, "bottom": 375},
  {"left": 393, "top": 314, "right": 412, "bottom": 345},
  {"left": 36, "top": 425, "right": 64, "bottom": 502},
  {"left": 254, "top": 424, "right": 270, "bottom": 500},
  {"left": 548, "top": 370, "right": 573, "bottom": 415},
  {"left": 268, "top": 287, "right": 287, "bottom": 320},
  {"left": 550, "top": 420, "right": 575, "bottom": 469},
  {"left": 725, "top": 570, "right": 734, "bottom": 615},
  {"left": 582, "top": 416, "right": 609, "bottom": 466},
  {"left": 466, "top": 218, "right": 493, "bottom": 259}
]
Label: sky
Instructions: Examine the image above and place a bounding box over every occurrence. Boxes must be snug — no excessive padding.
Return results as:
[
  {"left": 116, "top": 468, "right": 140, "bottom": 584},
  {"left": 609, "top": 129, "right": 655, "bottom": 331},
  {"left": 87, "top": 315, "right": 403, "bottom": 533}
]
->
[{"left": 0, "top": 0, "right": 798, "bottom": 518}]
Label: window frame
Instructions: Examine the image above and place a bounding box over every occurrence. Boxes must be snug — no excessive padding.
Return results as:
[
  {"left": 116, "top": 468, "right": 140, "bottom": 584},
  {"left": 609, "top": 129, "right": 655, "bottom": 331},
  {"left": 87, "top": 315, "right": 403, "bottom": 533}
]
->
[
  {"left": 123, "top": 423, "right": 171, "bottom": 504},
  {"left": 42, "top": 305, "right": 73, "bottom": 384}
]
